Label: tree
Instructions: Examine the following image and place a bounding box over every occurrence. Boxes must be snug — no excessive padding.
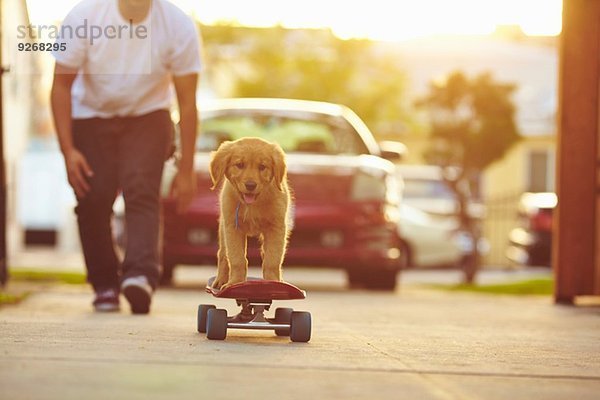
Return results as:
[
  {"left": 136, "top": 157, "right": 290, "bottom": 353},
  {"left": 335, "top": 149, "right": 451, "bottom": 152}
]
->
[
  {"left": 417, "top": 71, "right": 521, "bottom": 283},
  {"left": 200, "top": 24, "right": 411, "bottom": 138}
]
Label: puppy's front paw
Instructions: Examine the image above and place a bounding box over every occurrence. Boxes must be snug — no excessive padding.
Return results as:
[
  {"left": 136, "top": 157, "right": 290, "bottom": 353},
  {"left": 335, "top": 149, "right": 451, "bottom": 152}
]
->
[
  {"left": 263, "top": 270, "right": 282, "bottom": 282},
  {"left": 212, "top": 275, "right": 228, "bottom": 290},
  {"left": 220, "top": 277, "right": 245, "bottom": 290}
]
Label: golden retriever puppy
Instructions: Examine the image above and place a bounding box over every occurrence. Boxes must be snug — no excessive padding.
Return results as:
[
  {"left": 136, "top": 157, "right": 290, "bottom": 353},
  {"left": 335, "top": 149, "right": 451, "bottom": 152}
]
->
[{"left": 209, "top": 137, "right": 291, "bottom": 289}]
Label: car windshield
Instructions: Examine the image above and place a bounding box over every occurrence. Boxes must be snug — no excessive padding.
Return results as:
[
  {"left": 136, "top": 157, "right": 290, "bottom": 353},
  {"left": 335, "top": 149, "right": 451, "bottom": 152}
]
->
[
  {"left": 403, "top": 178, "right": 456, "bottom": 200},
  {"left": 197, "top": 110, "right": 368, "bottom": 155}
]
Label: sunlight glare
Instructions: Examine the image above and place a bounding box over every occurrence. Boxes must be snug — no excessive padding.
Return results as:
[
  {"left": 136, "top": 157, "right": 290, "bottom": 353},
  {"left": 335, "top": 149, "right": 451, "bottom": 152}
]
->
[{"left": 26, "top": 0, "right": 563, "bottom": 41}]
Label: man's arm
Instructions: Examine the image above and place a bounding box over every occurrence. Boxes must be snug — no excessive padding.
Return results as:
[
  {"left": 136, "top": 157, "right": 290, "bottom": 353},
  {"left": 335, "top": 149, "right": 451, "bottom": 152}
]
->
[
  {"left": 171, "top": 73, "right": 199, "bottom": 212},
  {"left": 50, "top": 63, "right": 93, "bottom": 198}
]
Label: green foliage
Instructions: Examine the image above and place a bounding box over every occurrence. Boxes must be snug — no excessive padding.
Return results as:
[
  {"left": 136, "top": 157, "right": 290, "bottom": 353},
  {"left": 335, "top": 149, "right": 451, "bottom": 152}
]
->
[
  {"left": 417, "top": 71, "right": 521, "bottom": 172},
  {"left": 0, "top": 291, "right": 29, "bottom": 306},
  {"left": 200, "top": 24, "right": 411, "bottom": 137},
  {"left": 9, "top": 269, "right": 86, "bottom": 284},
  {"left": 427, "top": 278, "right": 553, "bottom": 296}
]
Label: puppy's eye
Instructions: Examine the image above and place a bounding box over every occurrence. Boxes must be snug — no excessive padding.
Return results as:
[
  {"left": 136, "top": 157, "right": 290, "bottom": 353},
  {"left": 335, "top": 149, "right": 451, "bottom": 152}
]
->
[
  {"left": 258, "top": 164, "right": 267, "bottom": 171},
  {"left": 235, "top": 162, "right": 245, "bottom": 169}
]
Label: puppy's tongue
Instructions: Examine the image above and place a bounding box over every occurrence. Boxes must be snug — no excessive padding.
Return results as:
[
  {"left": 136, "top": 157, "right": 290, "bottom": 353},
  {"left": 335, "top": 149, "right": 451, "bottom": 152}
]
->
[{"left": 243, "top": 193, "right": 256, "bottom": 204}]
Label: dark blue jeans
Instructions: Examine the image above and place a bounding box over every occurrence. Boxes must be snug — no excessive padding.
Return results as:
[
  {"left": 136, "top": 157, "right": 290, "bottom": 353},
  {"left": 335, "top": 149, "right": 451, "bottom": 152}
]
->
[{"left": 72, "top": 110, "right": 173, "bottom": 291}]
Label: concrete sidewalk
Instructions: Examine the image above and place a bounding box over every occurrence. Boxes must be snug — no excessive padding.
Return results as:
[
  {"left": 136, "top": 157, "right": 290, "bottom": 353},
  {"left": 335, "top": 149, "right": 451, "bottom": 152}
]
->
[{"left": 1, "top": 268, "right": 600, "bottom": 400}]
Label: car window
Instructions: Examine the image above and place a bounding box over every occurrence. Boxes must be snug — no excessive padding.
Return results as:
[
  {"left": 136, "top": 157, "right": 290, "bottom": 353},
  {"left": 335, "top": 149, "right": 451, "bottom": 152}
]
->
[
  {"left": 402, "top": 178, "right": 455, "bottom": 200},
  {"left": 197, "top": 111, "right": 368, "bottom": 155}
]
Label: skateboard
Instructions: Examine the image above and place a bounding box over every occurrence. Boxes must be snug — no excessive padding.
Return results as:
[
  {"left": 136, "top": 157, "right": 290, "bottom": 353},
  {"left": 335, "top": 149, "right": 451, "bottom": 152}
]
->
[{"left": 197, "top": 277, "right": 311, "bottom": 342}]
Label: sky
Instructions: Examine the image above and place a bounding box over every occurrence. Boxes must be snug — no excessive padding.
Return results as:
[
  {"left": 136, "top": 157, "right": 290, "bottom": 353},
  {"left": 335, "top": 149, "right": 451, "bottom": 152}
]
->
[{"left": 26, "top": 0, "right": 563, "bottom": 42}]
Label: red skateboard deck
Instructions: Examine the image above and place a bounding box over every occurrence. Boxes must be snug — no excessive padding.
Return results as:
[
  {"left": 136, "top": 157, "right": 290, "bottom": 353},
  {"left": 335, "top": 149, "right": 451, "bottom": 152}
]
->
[{"left": 206, "top": 277, "right": 306, "bottom": 301}]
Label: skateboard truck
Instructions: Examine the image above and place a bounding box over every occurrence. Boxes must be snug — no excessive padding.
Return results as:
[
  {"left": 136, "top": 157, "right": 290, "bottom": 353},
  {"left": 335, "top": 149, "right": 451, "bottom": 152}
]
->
[{"left": 198, "top": 277, "right": 311, "bottom": 342}]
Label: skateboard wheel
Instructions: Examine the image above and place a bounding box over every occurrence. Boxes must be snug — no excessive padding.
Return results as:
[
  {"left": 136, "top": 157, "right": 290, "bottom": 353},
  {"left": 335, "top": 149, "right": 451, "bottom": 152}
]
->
[
  {"left": 206, "top": 308, "right": 228, "bottom": 340},
  {"left": 274, "top": 307, "right": 293, "bottom": 336},
  {"left": 197, "top": 304, "right": 216, "bottom": 333},
  {"left": 290, "top": 311, "right": 311, "bottom": 343}
]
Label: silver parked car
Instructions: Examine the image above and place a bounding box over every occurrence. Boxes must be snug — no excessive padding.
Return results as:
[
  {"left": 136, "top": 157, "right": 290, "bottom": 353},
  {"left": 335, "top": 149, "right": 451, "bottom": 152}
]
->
[
  {"left": 397, "top": 203, "right": 474, "bottom": 268},
  {"left": 395, "top": 164, "right": 488, "bottom": 269}
]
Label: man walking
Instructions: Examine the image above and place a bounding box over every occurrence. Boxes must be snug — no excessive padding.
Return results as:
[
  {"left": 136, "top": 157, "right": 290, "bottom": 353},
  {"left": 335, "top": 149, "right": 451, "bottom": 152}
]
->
[{"left": 50, "top": 0, "right": 202, "bottom": 314}]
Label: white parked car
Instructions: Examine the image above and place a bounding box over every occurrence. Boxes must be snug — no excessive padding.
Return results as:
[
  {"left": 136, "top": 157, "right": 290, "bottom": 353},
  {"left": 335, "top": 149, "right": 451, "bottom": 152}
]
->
[
  {"left": 396, "top": 164, "right": 485, "bottom": 220},
  {"left": 395, "top": 164, "right": 487, "bottom": 269},
  {"left": 397, "top": 204, "right": 473, "bottom": 268}
]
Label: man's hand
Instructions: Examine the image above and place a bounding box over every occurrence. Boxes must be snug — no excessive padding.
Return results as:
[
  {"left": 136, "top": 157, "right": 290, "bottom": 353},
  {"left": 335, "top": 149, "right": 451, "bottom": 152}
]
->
[
  {"left": 51, "top": 63, "right": 90, "bottom": 197},
  {"left": 64, "top": 148, "right": 94, "bottom": 198},
  {"left": 170, "top": 168, "right": 197, "bottom": 213}
]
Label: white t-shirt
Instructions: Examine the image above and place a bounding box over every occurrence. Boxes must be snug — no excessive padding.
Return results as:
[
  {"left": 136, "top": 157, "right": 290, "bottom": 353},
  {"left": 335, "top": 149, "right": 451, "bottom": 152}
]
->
[{"left": 53, "top": 0, "right": 203, "bottom": 118}]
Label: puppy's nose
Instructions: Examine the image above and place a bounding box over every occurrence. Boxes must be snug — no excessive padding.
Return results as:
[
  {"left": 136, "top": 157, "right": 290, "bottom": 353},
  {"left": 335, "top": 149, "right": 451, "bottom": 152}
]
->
[{"left": 245, "top": 181, "right": 257, "bottom": 192}]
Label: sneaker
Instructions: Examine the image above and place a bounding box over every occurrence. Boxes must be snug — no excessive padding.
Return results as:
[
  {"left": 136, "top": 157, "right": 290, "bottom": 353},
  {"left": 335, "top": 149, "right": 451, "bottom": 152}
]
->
[
  {"left": 121, "top": 275, "right": 153, "bottom": 314},
  {"left": 93, "top": 288, "right": 120, "bottom": 312}
]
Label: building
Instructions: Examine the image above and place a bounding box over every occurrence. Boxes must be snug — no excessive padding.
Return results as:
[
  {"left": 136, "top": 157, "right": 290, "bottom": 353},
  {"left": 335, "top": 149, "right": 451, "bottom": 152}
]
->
[{"left": 1, "top": 0, "right": 49, "bottom": 256}]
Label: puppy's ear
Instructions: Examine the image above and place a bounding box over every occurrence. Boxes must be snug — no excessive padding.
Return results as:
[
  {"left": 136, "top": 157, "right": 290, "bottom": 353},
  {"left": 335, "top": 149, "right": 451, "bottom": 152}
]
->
[
  {"left": 209, "top": 141, "right": 232, "bottom": 190},
  {"left": 271, "top": 143, "right": 287, "bottom": 192}
]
